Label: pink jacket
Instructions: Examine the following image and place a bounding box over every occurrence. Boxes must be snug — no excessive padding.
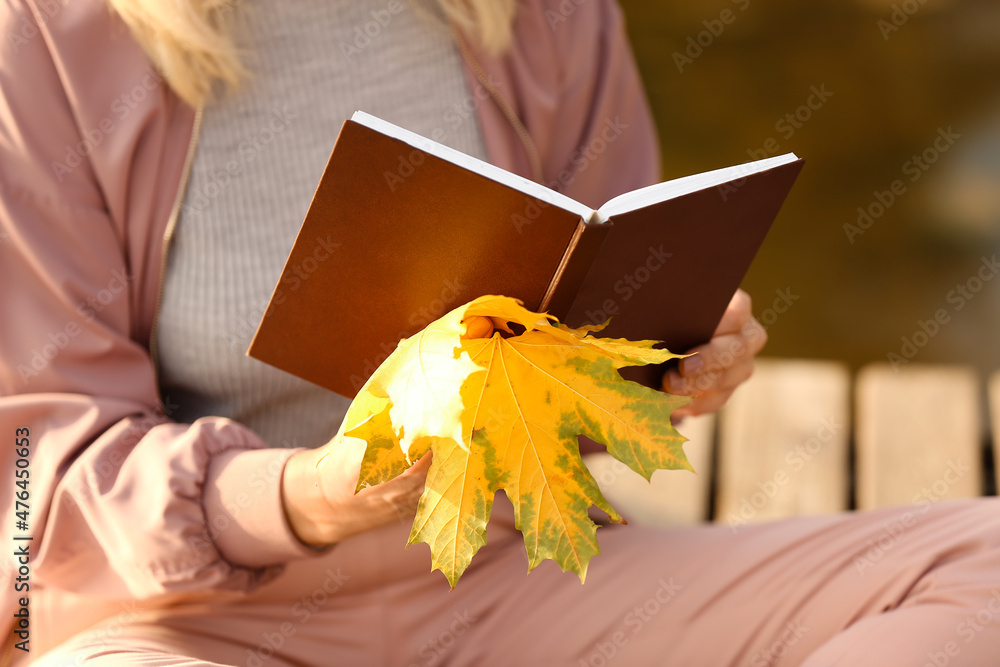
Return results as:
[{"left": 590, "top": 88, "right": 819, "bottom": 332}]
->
[{"left": 0, "top": 0, "right": 658, "bottom": 650}]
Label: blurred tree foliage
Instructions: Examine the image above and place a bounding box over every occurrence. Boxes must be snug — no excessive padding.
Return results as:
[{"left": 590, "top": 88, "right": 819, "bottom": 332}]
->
[{"left": 620, "top": 0, "right": 1000, "bottom": 373}]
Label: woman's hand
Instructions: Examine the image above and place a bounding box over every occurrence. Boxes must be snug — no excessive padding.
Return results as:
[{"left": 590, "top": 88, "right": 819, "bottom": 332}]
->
[
  {"left": 280, "top": 316, "right": 499, "bottom": 548},
  {"left": 661, "top": 289, "right": 767, "bottom": 420},
  {"left": 281, "top": 436, "right": 432, "bottom": 548}
]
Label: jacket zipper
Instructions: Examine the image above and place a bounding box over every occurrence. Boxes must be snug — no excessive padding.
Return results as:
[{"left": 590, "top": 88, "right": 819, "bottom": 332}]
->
[{"left": 149, "top": 106, "right": 203, "bottom": 388}]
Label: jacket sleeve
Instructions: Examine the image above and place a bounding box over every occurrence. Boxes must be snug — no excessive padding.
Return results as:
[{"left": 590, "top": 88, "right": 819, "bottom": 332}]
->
[{"left": 0, "top": 0, "right": 320, "bottom": 603}]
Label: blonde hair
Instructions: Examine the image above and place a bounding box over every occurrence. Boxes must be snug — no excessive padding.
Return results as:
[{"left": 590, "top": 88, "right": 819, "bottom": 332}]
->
[{"left": 108, "top": 0, "right": 518, "bottom": 108}]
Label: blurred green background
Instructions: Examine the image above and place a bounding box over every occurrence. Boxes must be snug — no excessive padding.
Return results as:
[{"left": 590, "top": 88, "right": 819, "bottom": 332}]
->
[{"left": 619, "top": 0, "right": 1000, "bottom": 374}]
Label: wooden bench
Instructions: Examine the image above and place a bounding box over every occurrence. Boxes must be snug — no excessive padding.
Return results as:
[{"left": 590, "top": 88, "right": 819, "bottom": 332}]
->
[{"left": 585, "top": 360, "right": 999, "bottom": 526}]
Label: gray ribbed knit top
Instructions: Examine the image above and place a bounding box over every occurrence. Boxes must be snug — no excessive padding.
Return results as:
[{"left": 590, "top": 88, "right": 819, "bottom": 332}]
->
[{"left": 155, "top": 0, "right": 489, "bottom": 449}]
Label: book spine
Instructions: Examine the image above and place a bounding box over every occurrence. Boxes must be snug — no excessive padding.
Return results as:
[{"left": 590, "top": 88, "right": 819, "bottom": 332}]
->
[{"left": 541, "top": 220, "right": 613, "bottom": 320}]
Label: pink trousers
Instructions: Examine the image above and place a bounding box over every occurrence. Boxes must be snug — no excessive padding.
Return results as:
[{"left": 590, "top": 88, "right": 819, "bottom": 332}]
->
[{"left": 30, "top": 496, "right": 1000, "bottom": 666}]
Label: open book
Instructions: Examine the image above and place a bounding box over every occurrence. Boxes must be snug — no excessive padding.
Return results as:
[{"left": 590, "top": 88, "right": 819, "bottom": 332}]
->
[{"left": 248, "top": 111, "right": 804, "bottom": 397}]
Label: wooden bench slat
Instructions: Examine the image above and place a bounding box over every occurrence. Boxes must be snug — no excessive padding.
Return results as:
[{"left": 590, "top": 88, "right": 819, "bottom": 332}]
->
[
  {"left": 856, "top": 363, "right": 981, "bottom": 510},
  {"left": 585, "top": 413, "right": 715, "bottom": 525},
  {"left": 990, "top": 371, "right": 1000, "bottom": 491},
  {"left": 715, "top": 359, "right": 851, "bottom": 529}
]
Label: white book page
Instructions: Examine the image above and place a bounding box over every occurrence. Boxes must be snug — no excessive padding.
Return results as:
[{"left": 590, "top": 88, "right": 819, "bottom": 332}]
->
[
  {"left": 598, "top": 153, "right": 800, "bottom": 219},
  {"left": 351, "top": 111, "right": 597, "bottom": 222}
]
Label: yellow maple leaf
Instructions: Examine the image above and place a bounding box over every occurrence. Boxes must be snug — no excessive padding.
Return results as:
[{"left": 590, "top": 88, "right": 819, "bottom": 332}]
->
[
  {"left": 342, "top": 395, "right": 409, "bottom": 488},
  {"left": 348, "top": 295, "right": 691, "bottom": 587},
  {"left": 331, "top": 303, "right": 483, "bottom": 460}
]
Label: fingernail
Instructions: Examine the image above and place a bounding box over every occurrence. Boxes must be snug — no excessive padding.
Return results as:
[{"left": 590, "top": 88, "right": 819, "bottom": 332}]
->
[
  {"left": 667, "top": 372, "right": 685, "bottom": 393},
  {"left": 681, "top": 356, "right": 703, "bottom": 376}
]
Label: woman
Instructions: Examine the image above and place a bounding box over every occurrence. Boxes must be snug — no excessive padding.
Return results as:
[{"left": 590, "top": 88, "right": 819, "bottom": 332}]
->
[{"left": 2, "top": 0, "right": 999, "bottom": 664}]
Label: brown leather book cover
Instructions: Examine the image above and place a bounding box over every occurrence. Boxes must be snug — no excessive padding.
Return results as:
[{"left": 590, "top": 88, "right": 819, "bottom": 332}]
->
[
  {"left": 563, "top": 159, "right": 805, "bottom": 387},
  {"left": 248, "top": 120, "right": 593, "bottom": 397},
  {"left": 249, "top": 115, "right": 804, "bottom": 398}
]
